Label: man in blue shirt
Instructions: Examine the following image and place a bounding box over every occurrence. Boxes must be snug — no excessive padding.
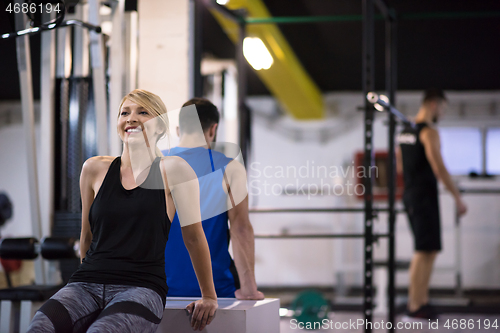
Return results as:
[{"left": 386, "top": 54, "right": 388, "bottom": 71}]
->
[{"left": 163, "top": 98, "right": 263, "bottom": 300}]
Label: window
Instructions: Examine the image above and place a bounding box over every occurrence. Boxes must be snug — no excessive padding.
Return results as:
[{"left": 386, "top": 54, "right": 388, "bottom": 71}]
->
[
  {"left": 439, "top": 128, "right": 482, "bottom": 175},
  {"left": 486, "top": 128, "right": 500, "bottom": 175}
]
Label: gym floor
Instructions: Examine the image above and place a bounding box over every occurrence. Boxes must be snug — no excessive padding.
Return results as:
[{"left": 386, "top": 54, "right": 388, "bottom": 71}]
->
[
  {"left": 269, "top": 287, "right": 500, "bottom": 332},
  {"left": 279, "top": 313, "right": 500, "bottom": 332}
]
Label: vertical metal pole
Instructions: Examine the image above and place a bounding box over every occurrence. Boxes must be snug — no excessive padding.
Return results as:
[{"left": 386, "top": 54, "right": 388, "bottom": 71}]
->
[
  {"left": 15, "top": 2, "right": 46, "bottom": 284},
  {"left": 88, "top": 0, "right": 109, "bottom": 156},
  {"left": 41, "top": 13, "right": 57, "bottom": 197},
  {"left": 188, "top": 0, "right": 195, "bottom": 99},
  {"left": 109, "top": 0, "right": 125, "bottom": 157},
  {"left": 237, "top": 20, "right": 248, "bottom": 167},
  {"left": 55, "top": 18, "right": 71, "bottom": 79},
  {"left": 40, "top": 11, "right": 57, "bottom": 283},
  {"left": 455, "top": 206, "right": 463, "bottom": 296},
  {"left": 56, "top": 40, "right": 70, "bottom": 212},
  {"left": 72, "top": 3, "right": 89, "bottom": 78},
  {"left": 189, "top": 0, "right": 203, "bottom": 98},
  {"left": 385, "top": 10, "right": 397, "bottom": 332},
  {"left": 0, "top": 300, "right": 12, "bottom": 333},
  {"left": 362, "top": 0, "right": 375, "bottom": 330},
  {"left": 124, "top": 11, "right": 139, "bottom": 92},
  {"left": 481, "top": 127, "right": 487, "bottom": 175}
]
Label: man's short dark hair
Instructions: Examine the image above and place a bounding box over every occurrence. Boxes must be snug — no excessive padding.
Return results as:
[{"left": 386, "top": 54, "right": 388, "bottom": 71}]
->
[
  {"left": 180, "top": 97, "right": 220, "bottom": 133},
  {"left": 423, "top": 88, "right": 447, "bottom": 104}
]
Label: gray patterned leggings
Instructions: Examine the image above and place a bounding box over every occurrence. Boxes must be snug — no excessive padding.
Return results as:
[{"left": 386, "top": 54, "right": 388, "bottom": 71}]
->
[{"left": 27, "top": 282, "right": 164, "bottom": 333}]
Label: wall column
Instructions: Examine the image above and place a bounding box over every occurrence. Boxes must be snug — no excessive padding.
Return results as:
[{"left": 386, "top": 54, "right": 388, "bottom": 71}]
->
[{"left": 138, "top": 0, "right": 190, "bottom": 112}]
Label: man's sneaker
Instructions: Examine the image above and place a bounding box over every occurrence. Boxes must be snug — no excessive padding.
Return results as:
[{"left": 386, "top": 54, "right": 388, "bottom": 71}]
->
[{"left": 406, "top": 304, "right": 439, "bottom": 320}]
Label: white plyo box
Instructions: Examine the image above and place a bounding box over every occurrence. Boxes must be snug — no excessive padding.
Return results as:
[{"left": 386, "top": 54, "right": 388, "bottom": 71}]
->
[{"left": 156, "top": 298, "right": 280, "bottom": 333}]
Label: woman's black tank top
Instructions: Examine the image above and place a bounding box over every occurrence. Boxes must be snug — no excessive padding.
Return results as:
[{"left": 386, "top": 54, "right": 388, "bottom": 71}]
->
[{"left": 69, "top": 156, "right": 171, "bottom": 304}]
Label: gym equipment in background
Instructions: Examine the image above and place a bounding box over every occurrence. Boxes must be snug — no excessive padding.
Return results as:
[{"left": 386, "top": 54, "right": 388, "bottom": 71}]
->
[
  {"left": 291, "top": 290, "right": 329, "bottom": 328},
  {"left": 0, "top": 237, "right": 79, "bottom": 332},
  {"left": 0, "top": 193, "right": 13, "bottom": 228},
  {"left": 0, "top": 237, "right": 79, "bottom": 261}
]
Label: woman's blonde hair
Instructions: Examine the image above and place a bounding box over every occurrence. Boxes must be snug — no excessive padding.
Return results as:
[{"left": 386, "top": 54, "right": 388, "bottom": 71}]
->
[{"left": 118, "top": 89, "right": 169, "bottom": 157}]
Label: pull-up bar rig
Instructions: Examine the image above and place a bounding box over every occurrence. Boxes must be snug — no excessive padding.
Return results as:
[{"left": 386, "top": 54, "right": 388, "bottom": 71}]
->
[
  {"left": 0, "top": 0, "right": 101, "bottom": 40},
  {"left": 5, "top": 0, "right": 106, "bottom": 286},
  {"left": 1, "top": 20, "right": 101, "bottom": 40},
  {"left": 250, "top": 207, "right": 405, "bottom": 240},
  {"left": 209, "top": 0, "right": 411, "bottom": 331}
]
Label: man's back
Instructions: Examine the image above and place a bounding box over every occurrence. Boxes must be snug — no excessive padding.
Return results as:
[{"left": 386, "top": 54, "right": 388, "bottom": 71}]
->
[
  {"left": 163, "top": 146, "right": 239, "bottom": 297},
  {"left": 399, "top": 122, "right": 437, "bottom": 191}
]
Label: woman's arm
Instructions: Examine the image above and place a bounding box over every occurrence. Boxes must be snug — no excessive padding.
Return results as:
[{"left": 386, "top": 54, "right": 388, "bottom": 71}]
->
[
  {"left": 182, "top": 223, "right": 218, "bottom": 330},
  {"left": 181, "top": 224, "right": 217, "bottom": 299},
  {"left": 161, "top": 157, "right": 218, "bottom": 331},
  {"left": 79, "top": 158, "right": 96, "bottom": 261}
]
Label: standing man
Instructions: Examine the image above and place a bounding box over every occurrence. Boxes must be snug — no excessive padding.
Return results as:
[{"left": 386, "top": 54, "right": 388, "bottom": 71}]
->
[
  {"left": 398, "top": 89, "right": 467, "bottom": 319},
  {"left": 163, "top": 98, "right": 264, "bottom": 300}
]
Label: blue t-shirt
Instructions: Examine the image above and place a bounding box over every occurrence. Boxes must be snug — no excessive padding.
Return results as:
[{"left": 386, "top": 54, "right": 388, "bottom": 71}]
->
[{"left": 162, "top": 146, "right": 237, "bottom": 297}]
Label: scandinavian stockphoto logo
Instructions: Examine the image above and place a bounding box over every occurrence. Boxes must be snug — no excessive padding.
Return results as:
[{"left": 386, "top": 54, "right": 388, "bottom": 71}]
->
[
  {"left": 248, "top": 161, "right": 378, "bottom": 199},
  {"left": 127, "top": 104, "right": 248, "bottom": 227}
]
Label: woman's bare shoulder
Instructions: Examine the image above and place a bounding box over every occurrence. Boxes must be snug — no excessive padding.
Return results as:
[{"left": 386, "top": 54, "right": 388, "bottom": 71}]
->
[
  {"left": 82, "top": 156, "right": 116, "bottom": 177},
  {"left": 160, "top": 155, "right": 189, "bottom": 168},
  {"left": 160, "top": 156, "right": 196, "bottom": 183}
]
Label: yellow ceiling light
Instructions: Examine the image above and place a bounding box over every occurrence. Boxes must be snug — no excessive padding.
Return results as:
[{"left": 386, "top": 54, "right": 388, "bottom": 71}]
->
[
  {"left": 243, "top": 37, "right": 274, "bottom": 70},
  {"left": 210, "top": 0, "right": 324, "bottom": 120}
]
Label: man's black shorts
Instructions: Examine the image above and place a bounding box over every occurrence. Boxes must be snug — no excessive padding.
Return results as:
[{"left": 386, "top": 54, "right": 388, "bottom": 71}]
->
[{"left": 403, "top": 187, "right": 442, "bottom": 251}]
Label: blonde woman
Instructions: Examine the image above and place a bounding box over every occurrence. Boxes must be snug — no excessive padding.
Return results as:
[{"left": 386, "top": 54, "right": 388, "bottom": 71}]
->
[{"left": 28, "top": 89, "right": 217, "bottom": 332}]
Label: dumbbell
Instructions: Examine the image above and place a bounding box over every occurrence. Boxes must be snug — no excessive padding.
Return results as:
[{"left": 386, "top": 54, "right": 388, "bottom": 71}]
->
[
  {"left": 0, "top": 237, "right": 80, "bottom": 260},
  {"left": 291, "top": 290, "right": 329, "bottom": 326},
  {"left": 0, "top": 193, "right": 13, "bottom": 227}
]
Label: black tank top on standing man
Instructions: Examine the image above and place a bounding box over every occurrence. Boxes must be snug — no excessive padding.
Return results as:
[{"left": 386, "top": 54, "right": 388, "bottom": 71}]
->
[
  {"left": 69, "top": 156, "right": 171, "bottom": 305},
  {"left": 398, "top": 122, "right": 438, "bottom": 193}
]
